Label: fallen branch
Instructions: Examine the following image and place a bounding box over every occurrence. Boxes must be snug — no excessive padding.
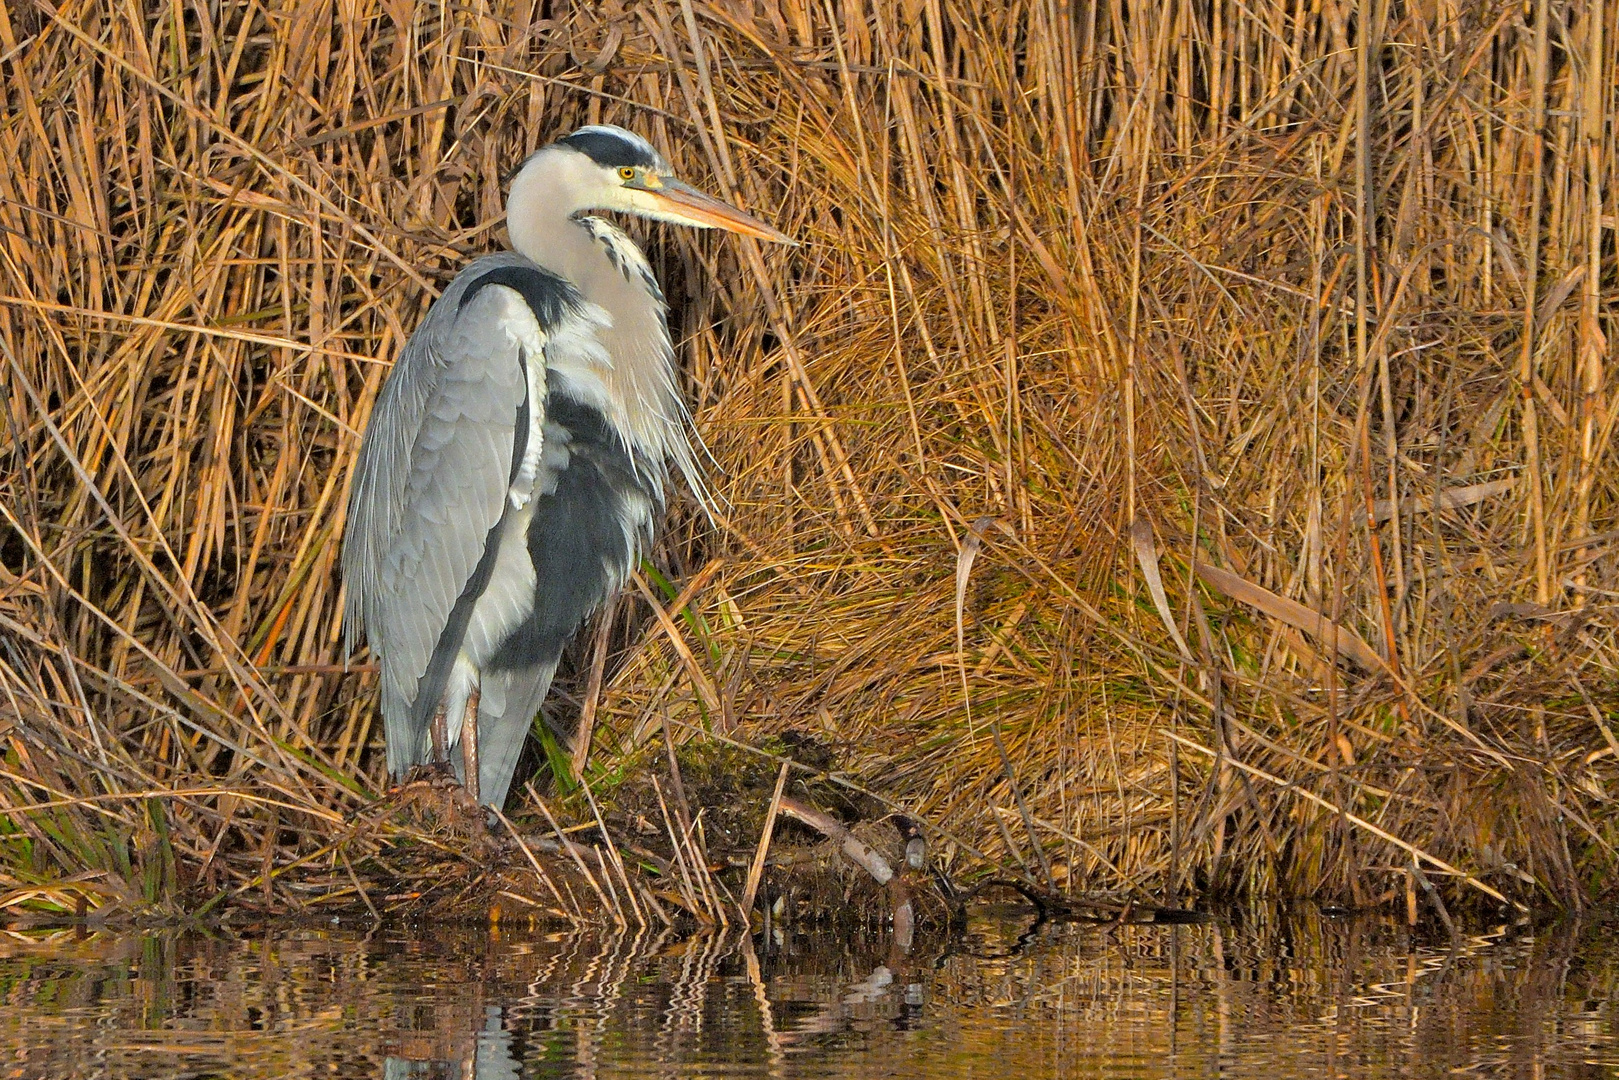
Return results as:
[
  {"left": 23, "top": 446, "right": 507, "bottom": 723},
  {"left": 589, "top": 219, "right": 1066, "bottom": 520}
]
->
[
  {"left": 778, "top": 797, "right": 893, "bottom": 884},
  {"left": 778, "top": 796, "right": 911, "bottom": 945}
]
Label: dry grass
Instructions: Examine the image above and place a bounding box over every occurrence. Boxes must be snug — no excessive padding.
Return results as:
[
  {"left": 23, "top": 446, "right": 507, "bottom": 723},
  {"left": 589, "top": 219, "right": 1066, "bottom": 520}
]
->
[{"left": 0, "top": 0, "right": 1615, "bottom": 920}]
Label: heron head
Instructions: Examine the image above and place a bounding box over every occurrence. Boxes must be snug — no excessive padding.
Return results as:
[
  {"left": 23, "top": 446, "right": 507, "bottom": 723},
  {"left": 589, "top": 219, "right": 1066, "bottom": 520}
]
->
[{"left": 507, "top": 125, "right": 795, "bottom": 247}]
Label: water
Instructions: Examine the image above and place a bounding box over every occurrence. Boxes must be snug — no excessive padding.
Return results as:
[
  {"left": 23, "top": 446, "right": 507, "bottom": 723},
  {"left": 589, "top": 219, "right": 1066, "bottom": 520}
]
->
[{"left": 0, "top": 910, "right": 1614, "bottom": 1078}]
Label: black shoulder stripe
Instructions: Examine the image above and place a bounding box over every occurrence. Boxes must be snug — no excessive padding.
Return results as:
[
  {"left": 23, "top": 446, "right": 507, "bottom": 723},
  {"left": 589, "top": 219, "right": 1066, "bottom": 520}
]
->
[{"left": 458, "top": 264, "right": 577, "bottom": 329}]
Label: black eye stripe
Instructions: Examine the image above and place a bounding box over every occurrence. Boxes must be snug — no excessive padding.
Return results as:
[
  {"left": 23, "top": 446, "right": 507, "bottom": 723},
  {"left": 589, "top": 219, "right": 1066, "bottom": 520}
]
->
[{"left": 556, "top": 129, "right": 660, "bottom": 171}]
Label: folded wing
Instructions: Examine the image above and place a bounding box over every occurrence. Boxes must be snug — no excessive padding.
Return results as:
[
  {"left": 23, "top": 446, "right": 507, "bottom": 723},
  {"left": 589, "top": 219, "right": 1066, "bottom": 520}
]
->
[{"left": 342, "top": 255, "right": 577, "bottom": 776}]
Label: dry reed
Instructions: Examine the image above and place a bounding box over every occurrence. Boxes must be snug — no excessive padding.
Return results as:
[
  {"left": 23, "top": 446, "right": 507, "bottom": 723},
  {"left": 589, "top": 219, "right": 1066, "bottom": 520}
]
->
[{"left": 0, "top": 0, "right": 1615, "bottom": 919}]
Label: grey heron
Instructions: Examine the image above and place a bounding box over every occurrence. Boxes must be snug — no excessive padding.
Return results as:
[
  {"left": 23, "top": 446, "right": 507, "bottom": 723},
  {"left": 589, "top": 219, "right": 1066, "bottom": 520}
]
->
[{"left": 342, "top": 125, "right": 792, "bottom": 809}]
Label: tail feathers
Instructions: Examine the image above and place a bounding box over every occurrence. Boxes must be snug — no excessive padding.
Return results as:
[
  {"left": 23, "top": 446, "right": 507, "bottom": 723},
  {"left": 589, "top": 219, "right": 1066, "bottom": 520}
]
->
[
  {"left": 468, "top": 660, "right": 559, "bottom": 809},
  {"left": 384, "top": 660, "right": 557, "bottom": 809},
  {"left": 382, "top": 681, "right": 430, "bottom": 777}
]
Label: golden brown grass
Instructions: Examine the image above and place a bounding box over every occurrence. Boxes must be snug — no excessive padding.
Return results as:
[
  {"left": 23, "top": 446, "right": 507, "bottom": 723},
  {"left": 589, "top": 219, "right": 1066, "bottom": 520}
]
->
[{"left": 0, "top": 0, "right": 1615, "bottom": 919}]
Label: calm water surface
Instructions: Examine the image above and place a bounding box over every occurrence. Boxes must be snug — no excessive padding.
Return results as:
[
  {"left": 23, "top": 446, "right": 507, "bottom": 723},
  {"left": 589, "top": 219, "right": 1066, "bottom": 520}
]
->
[{"left": 0, "top": 910, "right": 1614, "bottom": 1078}]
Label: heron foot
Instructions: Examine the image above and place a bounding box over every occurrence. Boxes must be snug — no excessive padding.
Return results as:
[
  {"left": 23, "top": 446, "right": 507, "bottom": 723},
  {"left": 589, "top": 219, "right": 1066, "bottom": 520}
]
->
[{"left": 389, "top": 764, "right": 490, "bottom": 840}]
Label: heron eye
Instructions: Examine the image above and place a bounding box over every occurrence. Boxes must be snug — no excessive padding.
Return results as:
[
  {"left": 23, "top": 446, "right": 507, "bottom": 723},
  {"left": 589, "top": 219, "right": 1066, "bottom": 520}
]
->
[{"left": 618, "top": 166, "right": 636, "bottom": 181}]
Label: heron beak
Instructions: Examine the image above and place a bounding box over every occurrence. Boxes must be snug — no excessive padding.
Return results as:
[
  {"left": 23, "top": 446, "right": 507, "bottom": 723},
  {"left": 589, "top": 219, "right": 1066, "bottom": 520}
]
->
[{"left": 649, "top": 179, "right": 797, "bottom": 244}]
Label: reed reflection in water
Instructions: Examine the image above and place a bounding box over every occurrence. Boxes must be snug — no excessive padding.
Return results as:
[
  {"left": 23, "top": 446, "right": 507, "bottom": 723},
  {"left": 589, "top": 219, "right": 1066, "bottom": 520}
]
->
[{"left": 0, "top": 912, "right": 1614, "bottom": 1078}]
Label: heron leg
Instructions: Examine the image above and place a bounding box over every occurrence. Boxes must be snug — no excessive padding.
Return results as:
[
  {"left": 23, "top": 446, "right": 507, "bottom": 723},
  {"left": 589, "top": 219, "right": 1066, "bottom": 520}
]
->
[
  {"left": 429, "top": 704, "right": 449, "bottom": 764},
  {"left": 461, "top": 675, "right": 481, "bottom": 803}
]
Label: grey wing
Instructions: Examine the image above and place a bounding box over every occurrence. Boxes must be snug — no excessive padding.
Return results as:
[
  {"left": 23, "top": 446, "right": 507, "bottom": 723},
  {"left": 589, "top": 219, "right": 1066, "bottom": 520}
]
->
[{"left": 342, "top": 268, "right": 551, "bottom": 776}]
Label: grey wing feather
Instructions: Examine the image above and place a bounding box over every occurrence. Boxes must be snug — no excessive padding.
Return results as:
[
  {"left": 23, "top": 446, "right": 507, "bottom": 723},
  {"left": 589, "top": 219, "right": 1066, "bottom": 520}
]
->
[{"left": 342, "top": 255, "right": 560, "bottom": 776}]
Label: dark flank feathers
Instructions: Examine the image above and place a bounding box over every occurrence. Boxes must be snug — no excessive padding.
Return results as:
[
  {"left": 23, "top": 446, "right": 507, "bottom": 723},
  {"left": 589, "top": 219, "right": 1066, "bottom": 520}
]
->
[{"left": 493, "top": 393, "right": 660, "bottom": 670}]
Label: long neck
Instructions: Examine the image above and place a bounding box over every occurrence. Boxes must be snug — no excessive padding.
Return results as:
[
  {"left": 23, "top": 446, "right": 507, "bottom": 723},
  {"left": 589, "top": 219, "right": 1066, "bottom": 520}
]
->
[{"left": 505, "top": 154, "right": 702, "bottom": 499}]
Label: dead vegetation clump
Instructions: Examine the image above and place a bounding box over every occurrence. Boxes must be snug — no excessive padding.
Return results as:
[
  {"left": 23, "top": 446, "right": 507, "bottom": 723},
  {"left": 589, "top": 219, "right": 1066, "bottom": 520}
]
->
[{"left": 0, "top": 0, "right": 1615, "bottom": 923}]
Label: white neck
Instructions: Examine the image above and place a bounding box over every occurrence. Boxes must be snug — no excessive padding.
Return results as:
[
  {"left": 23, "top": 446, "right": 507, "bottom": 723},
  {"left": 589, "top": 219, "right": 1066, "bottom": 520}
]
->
[
  {"left": 503, "top": 149, "right": 705, "bottom": 505},
  {"left": 505, "top": 149, "right": 600, "bottom": 264}
]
